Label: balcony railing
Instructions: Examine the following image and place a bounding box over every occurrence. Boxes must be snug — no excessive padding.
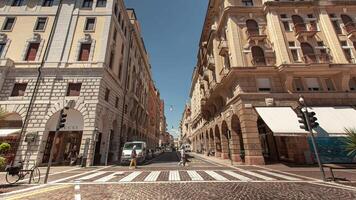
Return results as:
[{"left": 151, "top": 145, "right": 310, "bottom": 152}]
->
[
  {"left": 344, "top": 22, "right": 356, "bottom": 37},
  {"left": 294, "top": 23, "right": 318, "bottom": 37},
  {"left": 303, "top": 54, "right": 331, "bottom": 64},
  {"left": 246, "top": 28, "right": 267, "bottom": 41}
]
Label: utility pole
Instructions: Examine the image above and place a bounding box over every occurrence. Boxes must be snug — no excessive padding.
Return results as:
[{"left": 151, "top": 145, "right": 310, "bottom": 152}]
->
[{"left": 298, "top": 95, "right": 326, "bottom": 181}]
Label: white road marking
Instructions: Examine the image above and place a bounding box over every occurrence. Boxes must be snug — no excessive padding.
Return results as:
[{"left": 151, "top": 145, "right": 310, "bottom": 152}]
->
[
  {"left": 238, "top": 169, "right": 276, "bottom": 181},
  {"left": 76, "top": 171, "right": 107, "bottom": 181},
  {"left": 144, "top": 171, "right": 161, "bottom": 182},
  {"left": 75, "top": 193, "right": 81, "bottom": 200},
  {"left": 169, "top": 171, "right": 180, "bottom": 181},
  {"left": 49, "top": 166, "right": 111, "bottom": 184},
  {"left": 205, "top": 171, "right": 228, "bottom": 181},
  {"left": 74, "top": 180, "right": 81, "bottom": 200},
  {"left": 222, "top": 170, "right": 252, "bottom": 181},
  {"left": 257, "top": 170, "right": 301, "bottom": 181},
  {"left": 119, "top": 171, "right": 142, "bottom": 182},
  {"left": 94, "top": 172, "right": 125, "bottom": 182},
  {"left": 187, "top": 171, "right": 203, "bottom": 181}
]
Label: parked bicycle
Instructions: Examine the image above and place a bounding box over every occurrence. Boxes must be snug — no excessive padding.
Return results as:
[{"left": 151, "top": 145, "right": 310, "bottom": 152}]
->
[{"left": 5, "top": 161, "right": 41, "bottom": 184}]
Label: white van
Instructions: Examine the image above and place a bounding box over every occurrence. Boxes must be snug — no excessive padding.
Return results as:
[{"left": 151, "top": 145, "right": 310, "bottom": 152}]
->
[{"left": 120, "top": 141, "right": 147, "bottom": 164}]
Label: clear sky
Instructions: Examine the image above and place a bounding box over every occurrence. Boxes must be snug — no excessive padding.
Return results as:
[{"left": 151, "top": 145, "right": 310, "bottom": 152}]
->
[{"left": 125, "top": 0, "right": 208, "bottom": 138}]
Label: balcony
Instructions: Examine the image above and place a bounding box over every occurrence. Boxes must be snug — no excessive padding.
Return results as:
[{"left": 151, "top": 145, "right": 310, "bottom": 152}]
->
[
  {"left": 294, "top": 23, "right": 318, "bottom": 38},
  {"left": 246, "top": 29, "right": 267, "bottom": 42},
  {"left": 218, "top": 40, "right": 228, "bottom": 56},
  {"left": 344, "top": 22, "right": 356, "bottom": 38},
  {"left": 302, "top": 54, "right": 331, "bottom": 64},
  {"left": 251, "top": 56, "right": 276, "bottom": 66}
]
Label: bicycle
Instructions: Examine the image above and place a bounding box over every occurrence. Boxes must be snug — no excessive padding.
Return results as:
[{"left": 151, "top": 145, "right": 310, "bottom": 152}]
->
[{"left": 5, "top": 161, "right": 41, "bottom": 184}]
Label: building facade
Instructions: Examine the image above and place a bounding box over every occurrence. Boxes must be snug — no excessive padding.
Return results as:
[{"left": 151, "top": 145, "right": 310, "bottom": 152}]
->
[
  {"left": 0, "top": 0, "right": 161, "bottom": 166},
  {"left": 186, "top": 0, "right": 356, "bottom": 165}
]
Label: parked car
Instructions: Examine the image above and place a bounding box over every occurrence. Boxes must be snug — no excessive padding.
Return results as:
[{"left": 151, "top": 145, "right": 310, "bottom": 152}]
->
[{"left": 120, "top": 141, "right": 147, "bottom": 165}]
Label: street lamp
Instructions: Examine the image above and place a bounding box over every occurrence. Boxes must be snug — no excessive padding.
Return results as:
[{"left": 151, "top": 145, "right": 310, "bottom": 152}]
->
[{"left": 298, "top": 95, "right": 326, "bottom": 181}]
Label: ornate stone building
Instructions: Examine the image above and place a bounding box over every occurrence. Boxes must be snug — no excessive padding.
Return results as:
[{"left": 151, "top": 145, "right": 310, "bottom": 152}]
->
[
  {"left": 0, "top": 0, "right": 161, "bottom": 166},
  {"left": 186, "top": 0, "right": 356, "bottom": 165}
]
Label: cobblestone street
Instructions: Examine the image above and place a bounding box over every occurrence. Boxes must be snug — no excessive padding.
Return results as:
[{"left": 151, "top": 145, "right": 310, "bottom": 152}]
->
[{"left": 2, "top": 152, "right": 356, "bottom": 200}]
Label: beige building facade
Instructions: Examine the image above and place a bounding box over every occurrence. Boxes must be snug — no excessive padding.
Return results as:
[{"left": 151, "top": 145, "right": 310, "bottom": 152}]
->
[
  {"left": 186, "top": 0, "right": 356, "bottom": 165},
  {"left": 0, "top": 0, "right": 160, "bottom": 166}
]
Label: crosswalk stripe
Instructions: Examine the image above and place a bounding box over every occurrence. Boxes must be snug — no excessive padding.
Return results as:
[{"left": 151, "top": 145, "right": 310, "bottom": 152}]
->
[
  {"left": 222, "top": 170, "right": 252, "bottom": 181},
  {"left": 238, "top": 169, "right": 276, "bottom": 181},
  {"left": 205, "top": 171, "right": 228, "bottom": 181},
  {"left": 187, "top": 171, "right": 203, "bottom": 181},
  {"left": 76, "top": 171, "right": 107, "bottom": 181},
  {"left": 144, "top": 171, "right": 161, "bottom": 182},
  {"left": 94, "top": 172, "right": 125, "bottom": 182},
  {"left": 257, "top": 170, "right": 301, "bottom": 181},
  {"left": 169, "top": 171, "right": 180, "bottom": 181},
  {"left": 119, "top": 171, "right": 142, "bottom": 182}
]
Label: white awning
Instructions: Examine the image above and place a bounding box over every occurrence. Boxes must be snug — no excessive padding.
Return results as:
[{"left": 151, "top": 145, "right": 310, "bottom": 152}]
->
[
  {"left": 0, "top": 129, "right": 21, "bottom": 137},
  {"left": 255, "top": 106, "right": 356, "bottom": 136},
  {"left": 255, "top": 107, "right": 308, "bottom": 136}
]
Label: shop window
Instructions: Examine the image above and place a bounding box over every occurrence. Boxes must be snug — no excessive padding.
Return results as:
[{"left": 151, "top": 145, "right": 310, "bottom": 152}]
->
[
  {"left": 78, "top": 43, "right": 91, "bottom": 61},
  {"left": 2, "top": 17, "right": 15, "bottom": 31},
  {"left": 42, "top": 0, "right": 54, "bottom": 7},
  {"left": 82, "top": 0, "right": 93, "bottom": 8},
  {"left": 84, "top": 18, "right": 96, "bottom": 31},
  {"left": 324, "top": 78, "right": 335, "bottom": 91},
  {"left": 349, "top": 78, "right": 356, "bottom": 91},
  {"left": 11, "top": 83, "right": 27, "bottom": 97},
  {"left": 256, "top": 78, "right": 271, "bottom": 92},
  {"left": 25, "top": 43, "right": 40, "bottom": 61},
  {"left": 34, "top": 17, "right": 47, "bottom": 31},
  {"left": 66, "top": 83, "right": 82, "bottom": 96},
  {"left": 12, "top": 0, "right": 24, "bottom": 6},
  {"left": 293, "top": 78, "right": 304, "bottom": 91},
  {"left": 96, "top": 0, "right": 106, "bottom": 7},
  {"left": 105, "top": 88, "right": 110, "bottom": 102},
  {"left": 305, "top": 78, "right": 321, "bottom": 91}
]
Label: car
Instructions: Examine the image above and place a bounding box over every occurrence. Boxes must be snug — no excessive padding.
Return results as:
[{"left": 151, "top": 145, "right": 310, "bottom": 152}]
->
[{"left": 120, "top": 141, "right": 147, "bottom": 165}]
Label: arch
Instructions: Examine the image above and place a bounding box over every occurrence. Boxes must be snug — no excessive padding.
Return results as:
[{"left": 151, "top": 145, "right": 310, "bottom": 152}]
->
[
  {"left": 231, "top": 114, "right": 244, "bottom": 162},
  {"left": 45, "top": 109, "right": 84, "bottom": 132},
  {"left": 214, "top": 125, "right": 222, "bottom": 157},
  {"left": 251, "top": 46, "right": 266, "bottom": 65},
  {"left": 246, "top": 19, "right": 259, "bottom": 35},
  {"left": 341, "top": 14, "right": 353, "bottom": 25},
  {"left": 301, "top": 42, "right": 316, "bottom": 63}
]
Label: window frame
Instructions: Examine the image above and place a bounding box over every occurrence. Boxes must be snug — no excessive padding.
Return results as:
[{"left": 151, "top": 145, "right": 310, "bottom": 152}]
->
[
  {"left": 78, "top": 43, "right": 92, "bottom": 61},
  {"left": 324, "top": 78, "right": 336, "bottom": 91},
  {"left": 0, "top": 42, "right": 6, "bottom": 58},
  {"left": 11, "top": 0, "right": 24, "bottom": 7},
  {"left": 25, "top": 42, "right": 40, "bottom": 61},
  {"left": 84, "top": 17, "right": 96, "bottom": 32},
  {"left": 10, "top": 83, "right": 27, "bottom": 97},
  {"left": 42, "top": 0, "right": 54, "bottom": 7},
  {"left": 305, "top": 77, "right": 322, "bottom": 91},
  {"left": 34, "top": 17, "right": 48, "bottom": 32},
  {"left": 96, "top": 0, "right": 107, "bottom": 8},
  {"left": 293, "top": 78, "right": 304, "bottom": 92},
  {"left": 2, "top": 17, "right": 16, "bottom": 32},
  {"left": 82, "top": 0, "right": 93, "bottom": 8},
  {"left": 256, "top": 77, "right": 272, "bottom": 92},
  {"left": 66, "top": 83, "right": 82, "bottom": 96}
]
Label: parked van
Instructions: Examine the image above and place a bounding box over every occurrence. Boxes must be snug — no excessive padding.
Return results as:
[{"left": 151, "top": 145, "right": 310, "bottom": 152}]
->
[{"left": 120, "top": 141, "right": 147, "bottom": 165}]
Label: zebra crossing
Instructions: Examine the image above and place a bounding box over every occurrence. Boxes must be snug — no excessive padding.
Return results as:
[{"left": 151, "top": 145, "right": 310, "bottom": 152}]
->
[{"left": 59, "top": 169, "right": 306, "bottom": 183}]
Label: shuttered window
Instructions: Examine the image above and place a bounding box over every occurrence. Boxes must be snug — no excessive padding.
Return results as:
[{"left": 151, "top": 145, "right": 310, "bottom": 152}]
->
[
  {"left": 78, "top": 43, "right": 91, "bottom": 61},
  {"left": 66, "top": 83, "right": 82, "bottom": 96},
  {"left": 25, "top": 43, "right": 40, "bottom": 61}
]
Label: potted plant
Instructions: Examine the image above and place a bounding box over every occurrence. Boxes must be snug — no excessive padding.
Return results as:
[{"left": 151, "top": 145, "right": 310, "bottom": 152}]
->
[{"left": 345, "top": 128, "right": 356, "bottom": 160}]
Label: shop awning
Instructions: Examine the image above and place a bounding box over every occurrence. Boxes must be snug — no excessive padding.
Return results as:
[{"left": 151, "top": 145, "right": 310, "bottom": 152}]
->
[
  {"left": 255, "top": 107, "right": 356, "bottom": 136},
  {"left": 0, "top": 129, "right": 21, "bottom": 137}
]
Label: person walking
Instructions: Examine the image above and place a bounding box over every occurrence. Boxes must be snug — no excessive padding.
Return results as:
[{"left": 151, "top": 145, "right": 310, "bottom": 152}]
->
[
  {"left": 178, "top": 146, "right": 186, "bottom": 166},
  {"left": 129, "top": 145, "right": 137, "bottom": 169},
  {"left": 68, "top": 145, "right": 78, "bottom": 166}
]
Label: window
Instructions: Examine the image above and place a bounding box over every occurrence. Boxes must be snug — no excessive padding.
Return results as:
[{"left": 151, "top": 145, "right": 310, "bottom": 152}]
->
[
  {"left": 329, "top": 13, "right": 336, "bottom": 18},
  {"left": 251, "top": 46, "right": 266, "bottom": 65},
  {"left": 256, "top": 78, "right": 271, "bottom": 92},
  {"left": 223, "top": 55, "right": 230, "bottom": 68},
  {"left": 317, "top": 41, "right": 324, "bottom": 47},
  {"left": 0, "top": 43, "right": 6, "bottom": 57},
  {"left": 108, "top": 52, "right": 114, "bottom": 69},
  {"left": 242, "top": 0, "right": 253, "bottom": 6},
  {"left": 96, "top": 0, "right": 106, "bottom": 7},
  {"left": 289, "top": 41, "right": 299, "bottom": 62},
  {"left": 282, "top": 21, "right": 291, "bottom": 31},
  {"left": 66, "top": 83, "right": 82, "bottom": 96},
  {"left": 324, "top": 78, "right": 335, "bottom": 91},
  {"left": 78, "top": 43, "right": 91, "bottom": 61},
  {"left": 11, "top": 0, "right": 24, "bottom": 6},
  {"left": 84, "top": 18, "right": 96, "bottom": 31},
  {"left": 105, "top": 88, "right": 110, "bottom": 102},
  {"left": 332, "top": 20, "right": 342, "bottom": 34},
  {"left": 115, "top": 97, "right": 119, "bottom": 108},
  {"left": 2, "top": 18, "right": 15, "bottom": 31},
  {"left": 34, "top": 17, "right": 47, "bottom": 31},
  {"left": 25, "top": 43, "right": 40, "bottom": 61},
  {"left": 11, "top": 83, "right": 27, "bottom": 97},
  {"left": 42, "top": 0, "right": 54, "bottom": 7},
  {"left": 350, "top": 78, "right": 356, "bottom": 91},
  {"left": 293, "top": 78, "right": 304, "bottom": 91},
  {"left": 341, "top": 41, "right": 353, "bottom": 63},
  {"left": 82, "top": 0, "right": 93, "bottom": 8},
  {"left": 307, "top": 14, "right": 314, "bottom": 18},
  {"left": 280, "top": 14, "right": 288, "bottom": 19},
  {"left": 305, "top": 78, "right": 321, "bottom": 91},
  {"left": 301, "top": 42, "right": 316, "bottom": 63},
  {"left": 246, "top": 19, "right": 259, "bottom": 35}
]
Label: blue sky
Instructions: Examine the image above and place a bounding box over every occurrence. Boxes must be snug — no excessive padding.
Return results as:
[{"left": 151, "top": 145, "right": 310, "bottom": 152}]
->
[{"left": 125, "top": 0, "right": 208, "bottom": 138}]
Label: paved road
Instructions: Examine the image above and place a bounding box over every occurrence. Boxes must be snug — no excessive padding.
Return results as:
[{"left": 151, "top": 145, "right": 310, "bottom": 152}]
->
[{"left": 1, "top": 152, "right": 356, "bottom": 200}]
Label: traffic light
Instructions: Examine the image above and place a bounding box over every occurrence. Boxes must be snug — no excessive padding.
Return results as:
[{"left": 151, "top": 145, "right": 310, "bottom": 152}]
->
[
  {"left": 57, "top": 109, "right": 67, "bottom": 131},
  {"left": 297, "top": 110, "right": 309, "bottom": 131},
  {"left": 307, "top": 111, "right": 319, "bottom": 129}
]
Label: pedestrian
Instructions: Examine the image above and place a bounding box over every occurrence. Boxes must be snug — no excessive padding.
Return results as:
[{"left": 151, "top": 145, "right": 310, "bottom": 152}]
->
[
  {"left": 68, "top": 145, "right": 78, "bottom": 166},
  {"left": 129, "top": 145, "right": 137, "bottom": 169},
  {"left": 178, "top": 146, "right": 186, "bottom": 166}
]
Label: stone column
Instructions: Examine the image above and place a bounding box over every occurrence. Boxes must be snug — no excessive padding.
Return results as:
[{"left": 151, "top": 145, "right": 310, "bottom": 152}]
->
[
  {"left": 214, "top": 131, "right": 221, "bottom": 158},
  {"left": 230, "top": 128, "right": 242, "bottom": 162},
  {"left": 239, "top": 107, "right": 265, "bottom": 165},
  {"left": 220, "top": 126, "right": 229, "bottom": 160}
]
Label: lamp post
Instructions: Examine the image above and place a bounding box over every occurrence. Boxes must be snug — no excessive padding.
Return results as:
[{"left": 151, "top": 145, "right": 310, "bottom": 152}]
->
[{"left": 298, "top": 95, "right": 326, "bottom": 181}]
